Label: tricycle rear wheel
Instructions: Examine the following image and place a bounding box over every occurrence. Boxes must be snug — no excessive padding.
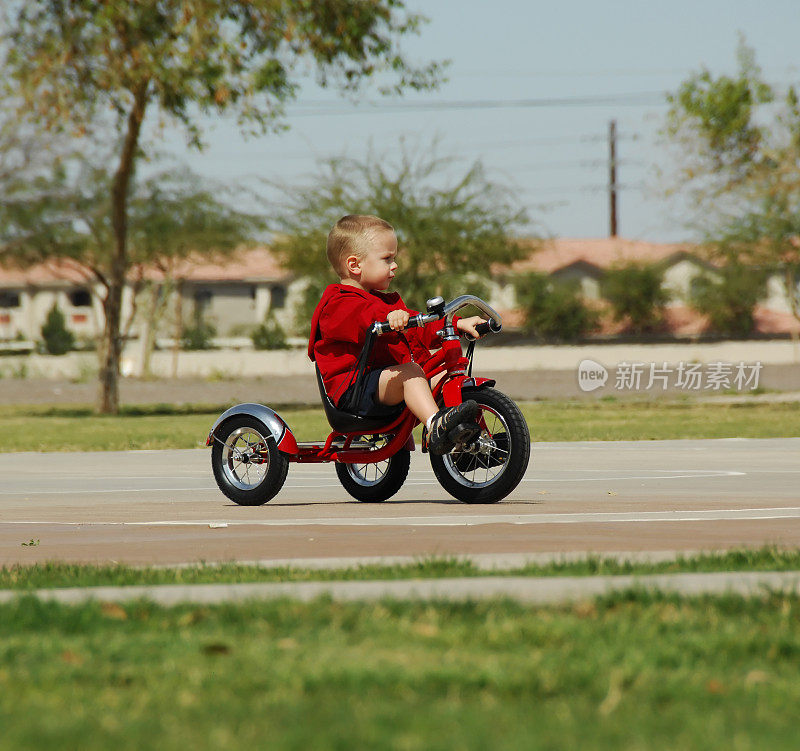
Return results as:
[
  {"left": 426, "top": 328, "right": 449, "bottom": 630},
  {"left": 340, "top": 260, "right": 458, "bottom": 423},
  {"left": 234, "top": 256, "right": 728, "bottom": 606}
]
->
[
  {"left": 211, "top": 416, "right": 289, "bottom": 505},
  {"left": 335, "top": 448, "right": 410, "bottom": 502}
]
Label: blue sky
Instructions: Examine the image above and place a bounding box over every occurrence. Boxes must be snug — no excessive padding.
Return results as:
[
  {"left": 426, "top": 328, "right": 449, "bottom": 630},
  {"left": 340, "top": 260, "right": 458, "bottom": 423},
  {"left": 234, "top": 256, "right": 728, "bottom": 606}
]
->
[{"left": 155, "top": 0, "right": 800, "bottom": 242}]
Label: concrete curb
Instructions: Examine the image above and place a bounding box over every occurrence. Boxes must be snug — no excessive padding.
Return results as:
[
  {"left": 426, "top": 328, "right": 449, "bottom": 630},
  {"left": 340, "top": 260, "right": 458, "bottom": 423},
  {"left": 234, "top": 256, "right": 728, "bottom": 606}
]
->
[
  {"left": 154, "top": 550, "right": 708, "bottom": 572},
  {"left": 3, "top": 570, "right": 800, "bottom": 607}
]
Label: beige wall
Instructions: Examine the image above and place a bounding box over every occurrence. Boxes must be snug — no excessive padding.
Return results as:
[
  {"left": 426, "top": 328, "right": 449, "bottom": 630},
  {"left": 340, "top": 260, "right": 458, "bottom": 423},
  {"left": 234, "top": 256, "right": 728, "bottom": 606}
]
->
[{"left": 663, "top": 258, "right": 711, "bottom": 303}]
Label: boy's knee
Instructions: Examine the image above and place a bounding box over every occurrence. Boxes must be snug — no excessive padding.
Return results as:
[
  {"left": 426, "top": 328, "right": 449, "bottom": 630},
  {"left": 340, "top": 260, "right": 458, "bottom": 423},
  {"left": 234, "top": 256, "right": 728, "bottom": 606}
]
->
[{"left": 400, "top": 362, "right": 426, "bottom": 379}]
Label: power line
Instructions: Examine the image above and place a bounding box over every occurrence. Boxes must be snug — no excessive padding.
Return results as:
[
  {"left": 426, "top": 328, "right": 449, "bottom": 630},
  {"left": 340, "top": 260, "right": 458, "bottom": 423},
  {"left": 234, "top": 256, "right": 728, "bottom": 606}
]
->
[
  {"left": 518, "top": 182, "right": 646, "bottom": 196},
  {"left": 288, "top": 91, "right": 668, "bottom": 116}
]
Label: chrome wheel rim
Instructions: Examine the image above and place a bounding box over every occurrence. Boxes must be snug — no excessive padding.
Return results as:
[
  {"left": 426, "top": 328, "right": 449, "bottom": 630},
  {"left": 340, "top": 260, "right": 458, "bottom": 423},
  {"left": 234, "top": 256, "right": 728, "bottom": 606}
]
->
[
  {"left": 345, "top": 460, "right": 390, "bottom": 487},
  {"left": 345, "top": 436, "right": 390, "bottom": 487},
  {"left": 442, "top": 405, "right": 510, "bottom": 488},
  {"left": 223, "top": 426, "right": 270, "bottom": 491}
]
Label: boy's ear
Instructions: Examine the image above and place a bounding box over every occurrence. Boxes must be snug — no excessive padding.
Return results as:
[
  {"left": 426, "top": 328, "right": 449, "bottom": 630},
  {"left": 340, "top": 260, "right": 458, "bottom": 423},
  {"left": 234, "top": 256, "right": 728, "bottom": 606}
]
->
[{"left": 345, "top": 255, "right": 361, "bottom": 275}]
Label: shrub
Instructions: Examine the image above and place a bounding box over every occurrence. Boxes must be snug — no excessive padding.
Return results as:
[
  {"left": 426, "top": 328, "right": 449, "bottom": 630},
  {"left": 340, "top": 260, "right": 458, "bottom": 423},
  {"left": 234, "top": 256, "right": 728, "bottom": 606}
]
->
[
  {"left": 40, "top": 304, "right": 75, "bottom": 355},
  {"left": 252, "top": 312, "right": 289, "bottom": 350},
  {"left": 514, "top": 272, "right": 599, "bottom": 342},
  {"left": 690, "top": 263, "right": 767, "bottom": 338},
  {"left": 600, "top": 262, "right": 668, "bottom": 333},
  {"left": 182, "top": 319, "right": 216, "bottom": 350}
]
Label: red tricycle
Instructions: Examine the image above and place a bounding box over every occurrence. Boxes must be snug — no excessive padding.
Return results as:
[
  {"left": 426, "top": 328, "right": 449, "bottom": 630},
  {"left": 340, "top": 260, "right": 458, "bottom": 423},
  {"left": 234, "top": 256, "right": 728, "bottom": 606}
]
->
[{"left": 206, "top": 294, "right": 530, "bottom": 504}]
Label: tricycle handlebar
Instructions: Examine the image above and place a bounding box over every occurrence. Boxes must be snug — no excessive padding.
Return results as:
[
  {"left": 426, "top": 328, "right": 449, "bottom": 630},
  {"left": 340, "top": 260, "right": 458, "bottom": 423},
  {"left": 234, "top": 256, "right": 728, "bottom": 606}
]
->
[
  {"left": 370, "top": 311, "right": 438, "bottom": 336},
  {"left": 369, "top": 295, "right": 503, "bottom": 337}
]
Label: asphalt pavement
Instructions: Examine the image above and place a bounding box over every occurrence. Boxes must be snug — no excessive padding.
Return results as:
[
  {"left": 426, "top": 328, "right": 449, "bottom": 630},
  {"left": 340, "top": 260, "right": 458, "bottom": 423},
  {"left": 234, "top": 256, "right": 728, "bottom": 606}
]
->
[{"left": 2, "top": 438, "right": 799, "bottom": 566}]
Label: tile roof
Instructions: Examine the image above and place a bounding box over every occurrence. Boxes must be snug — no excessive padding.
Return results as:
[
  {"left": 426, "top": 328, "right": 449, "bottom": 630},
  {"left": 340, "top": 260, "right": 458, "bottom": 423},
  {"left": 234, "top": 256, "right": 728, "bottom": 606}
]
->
[
  {"left": 140, "top": 247, "right": 290, "bottom": 283},
  {"left": 507, "top": 237, "right": 699, "bottom": 274},
  {"left": 0, "top": 256, "right": 96, "bottom": 286},
  {"left": 0, "top": 246, "right": 290, "bottom": 286}
]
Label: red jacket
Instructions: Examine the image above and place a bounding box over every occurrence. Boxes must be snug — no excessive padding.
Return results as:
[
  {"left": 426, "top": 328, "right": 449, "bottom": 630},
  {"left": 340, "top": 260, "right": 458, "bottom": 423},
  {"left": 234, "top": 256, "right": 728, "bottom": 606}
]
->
[{"left": 308, "top": 284, "right": 452, "bottom": 406}]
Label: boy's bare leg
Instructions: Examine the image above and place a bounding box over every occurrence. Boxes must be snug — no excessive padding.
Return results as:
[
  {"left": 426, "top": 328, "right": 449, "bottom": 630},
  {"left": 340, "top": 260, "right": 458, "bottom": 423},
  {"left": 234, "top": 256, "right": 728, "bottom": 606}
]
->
[{"left": 377, "top": 363, "right": 438, "bottom": 423}]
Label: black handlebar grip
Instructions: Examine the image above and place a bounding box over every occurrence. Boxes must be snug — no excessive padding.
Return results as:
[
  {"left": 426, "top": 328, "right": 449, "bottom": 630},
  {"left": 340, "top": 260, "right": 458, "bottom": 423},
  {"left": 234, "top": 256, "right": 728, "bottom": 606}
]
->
[
  {"left": 375, "top": 315, "right": 426, "bottom": 335},
  {"left": 464, "top": 320, "right": 501, "bottom": 341}
]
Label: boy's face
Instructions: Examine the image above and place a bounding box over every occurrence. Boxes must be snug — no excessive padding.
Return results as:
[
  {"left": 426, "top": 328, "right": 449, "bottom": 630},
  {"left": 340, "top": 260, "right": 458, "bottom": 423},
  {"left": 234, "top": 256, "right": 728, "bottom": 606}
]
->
[{"left": 351, "top": 229, "right": 398, "bottom": 291}]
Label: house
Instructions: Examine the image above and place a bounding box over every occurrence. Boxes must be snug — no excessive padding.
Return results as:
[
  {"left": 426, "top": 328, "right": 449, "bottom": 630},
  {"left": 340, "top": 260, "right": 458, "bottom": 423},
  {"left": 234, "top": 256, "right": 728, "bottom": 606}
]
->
[
  {"left": 1, "top": 238, "right": 798, "bottom": 342},
  {"left": 0, "top": 258, "right": 102, "bottom": 344},
  {"left": 505, "top": 237, "right": 714, "bottom": 302},
  {"left": 499, "top": 237, "right": 800, "bottom": 336},
  {"left": 139, "top": 248, "right": 298, "bottom": 340},
  {"left": 0, "top": 248, "right": 299, "bottom": 344}
]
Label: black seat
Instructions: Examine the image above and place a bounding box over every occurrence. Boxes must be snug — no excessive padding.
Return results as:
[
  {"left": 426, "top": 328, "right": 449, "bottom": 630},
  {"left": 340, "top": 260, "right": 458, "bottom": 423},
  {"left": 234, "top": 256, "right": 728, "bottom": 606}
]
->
[{"left": 315, "top": 366, "right": 403, "bottom": 434}]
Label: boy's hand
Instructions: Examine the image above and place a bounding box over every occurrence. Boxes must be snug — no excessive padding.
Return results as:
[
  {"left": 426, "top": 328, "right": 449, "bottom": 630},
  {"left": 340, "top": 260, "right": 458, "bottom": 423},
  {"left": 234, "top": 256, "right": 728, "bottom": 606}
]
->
[
  {"left": 387, "top": 308, "right": 410, "bottom": 331},
  {"left": 457, "top": 316, "right": 488, "bottom": 338}
]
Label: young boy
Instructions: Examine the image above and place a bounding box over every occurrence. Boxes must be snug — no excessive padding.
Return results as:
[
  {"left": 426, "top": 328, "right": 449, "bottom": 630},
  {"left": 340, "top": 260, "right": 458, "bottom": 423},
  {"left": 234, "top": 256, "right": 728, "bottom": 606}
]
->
[{"left": 308, "top": 214, "right": 487, "bottom": 455}]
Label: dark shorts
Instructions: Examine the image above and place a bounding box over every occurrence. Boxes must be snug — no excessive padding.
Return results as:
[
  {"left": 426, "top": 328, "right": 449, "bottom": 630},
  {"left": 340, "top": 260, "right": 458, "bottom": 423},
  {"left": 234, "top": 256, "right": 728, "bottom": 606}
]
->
[{"left": 340, "top": 367, "right": 404, "bottom": 419}]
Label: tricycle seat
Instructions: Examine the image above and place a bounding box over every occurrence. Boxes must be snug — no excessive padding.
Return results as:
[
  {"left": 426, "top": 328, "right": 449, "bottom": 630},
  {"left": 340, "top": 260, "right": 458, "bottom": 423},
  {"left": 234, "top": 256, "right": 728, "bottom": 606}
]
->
[{"left": 315, "top": 367, "right": 403, "bottom": 434}]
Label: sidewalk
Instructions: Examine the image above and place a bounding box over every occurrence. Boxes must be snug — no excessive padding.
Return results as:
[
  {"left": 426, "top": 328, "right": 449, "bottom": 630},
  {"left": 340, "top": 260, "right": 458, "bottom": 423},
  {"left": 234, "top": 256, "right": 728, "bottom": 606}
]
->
[
  {"left": 3, "top": 570, "right": 799, "bottom": 606},
  {"left": 1, "top": 364, "right": 797, "bottom": 405},
  {"left": 2, "top": 339, "right": 799, "bottom": 380}
]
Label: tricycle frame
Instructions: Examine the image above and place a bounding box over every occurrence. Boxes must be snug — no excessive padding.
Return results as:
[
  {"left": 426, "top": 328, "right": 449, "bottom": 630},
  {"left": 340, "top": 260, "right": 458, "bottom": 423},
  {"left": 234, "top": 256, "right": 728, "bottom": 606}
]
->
[{"left": 206, "top": 295, "right": 501, "bottom": 466}]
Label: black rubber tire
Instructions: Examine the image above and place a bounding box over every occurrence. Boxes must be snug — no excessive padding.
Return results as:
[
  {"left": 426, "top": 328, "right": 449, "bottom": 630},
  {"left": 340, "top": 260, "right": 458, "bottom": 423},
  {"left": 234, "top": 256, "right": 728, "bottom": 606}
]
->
[
  {"left": 211, "top": 416, "right": 289, "bottom": 505},
  {"left": 429, "top": 388, "right": 530, "bottom": 504},
  {"left": 335, "top": 449, "right": 411, "bottom": 502}
]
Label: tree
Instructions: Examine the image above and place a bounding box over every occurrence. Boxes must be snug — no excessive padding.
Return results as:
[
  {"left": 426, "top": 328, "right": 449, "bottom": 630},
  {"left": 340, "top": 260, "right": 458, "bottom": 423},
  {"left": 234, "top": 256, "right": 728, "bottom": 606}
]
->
[
  {"left": 1, "top": 158, "right": 263, "bottom": 376},
  {"left": 269, "top": 141, "right": 532, "bottom": 328},
  {"left": 689, "top": 262, "right": 767, "bottom": 338},
  {"left": 129, "top": 167, "right": 265, "bottom": 376},
  {"left": 40, "top": 304, "right": 75, "bottom": 355},
  {"left": 513, "top": 272, "right": 598, "bottom": 343},
  {"left": 600, "top": 262, "right": 669, "bottom": 334},
  {"left": 2, "top": 0, "right": 442, "bottom": 412},
  {"left": 664, "top": 37, "right": 800, "bottom": 333}
]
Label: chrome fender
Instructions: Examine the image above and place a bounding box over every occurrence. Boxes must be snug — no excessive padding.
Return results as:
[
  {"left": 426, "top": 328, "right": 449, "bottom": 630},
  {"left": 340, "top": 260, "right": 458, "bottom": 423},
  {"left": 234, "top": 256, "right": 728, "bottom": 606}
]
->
[{"left": 206, "top": 403, "right": 299, "bottom": 455}]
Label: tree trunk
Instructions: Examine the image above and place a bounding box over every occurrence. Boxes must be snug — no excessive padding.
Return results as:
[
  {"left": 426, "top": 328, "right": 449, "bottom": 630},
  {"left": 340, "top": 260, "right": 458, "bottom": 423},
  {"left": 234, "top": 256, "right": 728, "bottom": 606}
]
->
[
  {"left": 98, "top": 83, "right": 148, "bottom": 414},
  {"left": 171, "top": 280, "right": 184, "bottom": 378},
  {"left": 141, "top": 284, "right": 158, "bottom": 379},
  {"left": 785, "top": 265, "right": 800, "bottom": 361},
  {"left": 141, "top": 279, "right": 171, "bottom": 378}
]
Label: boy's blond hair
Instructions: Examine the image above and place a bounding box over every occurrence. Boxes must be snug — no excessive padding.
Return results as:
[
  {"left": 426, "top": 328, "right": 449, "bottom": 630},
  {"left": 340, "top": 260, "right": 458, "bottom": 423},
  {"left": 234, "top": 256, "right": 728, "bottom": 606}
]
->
[{"left": 327, "top": 214, "right": 394, "bottom": 277}]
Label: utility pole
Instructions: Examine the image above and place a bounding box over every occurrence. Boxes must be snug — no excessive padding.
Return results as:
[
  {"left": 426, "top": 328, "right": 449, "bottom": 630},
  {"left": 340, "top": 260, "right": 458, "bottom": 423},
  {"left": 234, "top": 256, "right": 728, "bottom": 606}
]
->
[{"left": 608, "top": 119, "right": 618, "bottom": 237}]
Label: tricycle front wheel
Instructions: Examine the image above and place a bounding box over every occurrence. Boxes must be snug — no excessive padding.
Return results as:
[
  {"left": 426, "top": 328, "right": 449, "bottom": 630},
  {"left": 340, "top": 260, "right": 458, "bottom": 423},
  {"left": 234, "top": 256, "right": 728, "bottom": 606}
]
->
[
  {"left": 211, "top": 416, "right": 289, "bottom": 505},
  {"left": 430, "top": 388, "right": 530, "bottom": 504}
]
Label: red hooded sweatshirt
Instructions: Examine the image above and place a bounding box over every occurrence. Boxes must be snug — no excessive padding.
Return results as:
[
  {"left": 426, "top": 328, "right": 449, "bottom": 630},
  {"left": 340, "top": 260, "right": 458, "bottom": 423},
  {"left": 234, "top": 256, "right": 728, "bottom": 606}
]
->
[{"left": 308, "top": 284, "right": 453, "bottom": 406}]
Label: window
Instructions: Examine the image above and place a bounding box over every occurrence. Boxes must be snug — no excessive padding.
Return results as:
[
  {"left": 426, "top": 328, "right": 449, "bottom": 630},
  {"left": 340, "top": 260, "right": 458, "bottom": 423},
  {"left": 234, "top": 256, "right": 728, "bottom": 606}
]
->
[
  {"left": 0, "top": 291, "right": 20, "bottom": 308},
  {"left": 271, "top": 285, "right": 286, "bottom": 309},
  {"left": 68, "top": 289, "right": 92, "bottom": 307}
]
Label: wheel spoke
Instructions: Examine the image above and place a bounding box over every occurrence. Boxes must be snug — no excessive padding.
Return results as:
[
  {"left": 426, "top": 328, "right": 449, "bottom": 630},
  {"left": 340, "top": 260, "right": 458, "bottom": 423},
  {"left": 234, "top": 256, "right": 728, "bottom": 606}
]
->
[
  {"left": 222, "top": 426, "right": 271, "bottom": 490},
  {"left": 443, "top": 404, "right": 510, "bottom": 489},
  {"left": 347, "top": 458, "right": 389, "bottom": 487}
]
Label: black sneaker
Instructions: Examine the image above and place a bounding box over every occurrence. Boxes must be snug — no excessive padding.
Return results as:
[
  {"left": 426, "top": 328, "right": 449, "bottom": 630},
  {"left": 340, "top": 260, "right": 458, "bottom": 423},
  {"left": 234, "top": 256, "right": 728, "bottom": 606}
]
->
[{"left": 427, "top": 400, "right": 480, "bottom": 456}]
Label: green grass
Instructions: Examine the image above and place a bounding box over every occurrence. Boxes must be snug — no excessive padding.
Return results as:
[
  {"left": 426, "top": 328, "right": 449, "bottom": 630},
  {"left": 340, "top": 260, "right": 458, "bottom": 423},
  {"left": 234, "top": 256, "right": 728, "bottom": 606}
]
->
[
  {"left": 1, "top": 398, "right": 798, "bottom": 452},
  {"left": 526, "top": 398, "right": 800, "bottom": 441},
  {"left": 2, "top": 591, "right": 800, "bottom": 749},
  {"left": 3, "top": 547, "right": 800, "bottom": 591}
]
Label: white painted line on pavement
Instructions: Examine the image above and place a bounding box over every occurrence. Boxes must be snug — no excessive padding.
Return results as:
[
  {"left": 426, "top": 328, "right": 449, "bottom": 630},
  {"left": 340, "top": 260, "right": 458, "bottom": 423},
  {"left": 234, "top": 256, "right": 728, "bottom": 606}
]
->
[
  {"left": 4, "top": 506, "right": 800, "bottom": 528},
  {"left": 0, "top": 469, "right": 746, "bottom": 496}
]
